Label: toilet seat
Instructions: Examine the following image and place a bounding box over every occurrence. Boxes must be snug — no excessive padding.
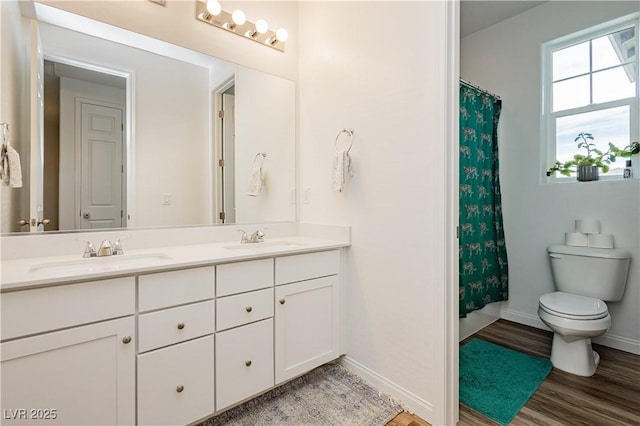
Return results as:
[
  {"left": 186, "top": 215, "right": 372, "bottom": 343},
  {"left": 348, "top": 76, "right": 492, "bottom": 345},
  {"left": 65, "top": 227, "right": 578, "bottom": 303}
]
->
[{"left": 539, "top": 292, "right": 608, "bottom": 320}]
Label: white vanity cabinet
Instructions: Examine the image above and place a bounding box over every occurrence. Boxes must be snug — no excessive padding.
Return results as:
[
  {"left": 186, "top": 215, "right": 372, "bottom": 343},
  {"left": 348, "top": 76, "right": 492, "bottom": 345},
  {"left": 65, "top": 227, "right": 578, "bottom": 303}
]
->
[
  {"left": 0, "top": 277, "right": 136, "bottom": 425},
  {"left": 0, "top": 241, "right": 346, "bottom": 425},
  {"left": 274, "top": 250, "right": 341, "bottom": 384},
  {"left": 136, "top": 266, "right": 215, "bottom": 426},
  {"left": 215, "top": 259, "right": 275, "bottom": 410}
]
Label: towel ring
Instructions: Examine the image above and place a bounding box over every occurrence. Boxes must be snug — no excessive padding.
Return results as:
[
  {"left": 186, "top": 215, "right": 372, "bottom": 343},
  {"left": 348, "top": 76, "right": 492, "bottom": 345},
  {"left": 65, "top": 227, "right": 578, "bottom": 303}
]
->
[
  {"left": 254, "top": 152, "right": 266, "bottom": 167},
  {"left": 335, "top": 128, "right": 354, "bottom": 153}
]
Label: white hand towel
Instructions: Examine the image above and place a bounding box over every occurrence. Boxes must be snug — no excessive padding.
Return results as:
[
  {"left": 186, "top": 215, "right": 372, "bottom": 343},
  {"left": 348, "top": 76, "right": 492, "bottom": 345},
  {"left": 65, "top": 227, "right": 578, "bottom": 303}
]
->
[
  {"left": 247, "top": 165, "right": 264, "bottom": 196},
  {"left": 333, "top": 150, "right": 353, "bottom": 192},
  {"left": 0, "top": 145, "right": 23, "bottom": 188}
]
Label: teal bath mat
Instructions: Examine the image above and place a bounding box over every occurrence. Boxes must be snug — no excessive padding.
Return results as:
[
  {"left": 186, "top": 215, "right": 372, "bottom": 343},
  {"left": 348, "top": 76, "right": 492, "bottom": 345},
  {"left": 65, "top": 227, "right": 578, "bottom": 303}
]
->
[{"left": 459, "top": 338, "right": 552, "bottom": 425}]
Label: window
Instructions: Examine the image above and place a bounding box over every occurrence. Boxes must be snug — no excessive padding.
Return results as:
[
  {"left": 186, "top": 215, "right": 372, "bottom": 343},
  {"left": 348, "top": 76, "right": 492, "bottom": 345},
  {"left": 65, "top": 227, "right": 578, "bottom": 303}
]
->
[{"left": 543, "top": 15, "right": 639, "bottom": 180}]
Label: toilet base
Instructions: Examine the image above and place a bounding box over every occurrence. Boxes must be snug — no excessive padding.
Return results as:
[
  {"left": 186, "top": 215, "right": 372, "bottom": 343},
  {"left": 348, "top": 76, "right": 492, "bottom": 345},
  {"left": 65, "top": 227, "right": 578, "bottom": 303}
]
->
[{"left": 550, "top": 333, "right": 600, "bottom": 377}]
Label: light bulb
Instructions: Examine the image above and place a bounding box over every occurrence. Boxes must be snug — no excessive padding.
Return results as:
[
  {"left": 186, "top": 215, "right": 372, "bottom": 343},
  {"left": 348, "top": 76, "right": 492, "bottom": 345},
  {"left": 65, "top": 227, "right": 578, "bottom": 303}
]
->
[
  {"left": 275, "top": 28, "right": 288, "bottom": 42},
  {"left": 205, "top": 0, "right": 221, "bottom": 16},
  {"left": 232, "top": 10, "right": 246, "bottom": 26},
  {"left": 255, "top": 19, "right": 269, "bottom": 35}
]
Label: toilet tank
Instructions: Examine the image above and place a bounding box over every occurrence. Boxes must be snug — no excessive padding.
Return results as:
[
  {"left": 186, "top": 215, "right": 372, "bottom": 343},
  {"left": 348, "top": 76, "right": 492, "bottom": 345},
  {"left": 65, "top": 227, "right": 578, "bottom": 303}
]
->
[{"left": 547, "top": 245, "right": 631, "bottom": 301}]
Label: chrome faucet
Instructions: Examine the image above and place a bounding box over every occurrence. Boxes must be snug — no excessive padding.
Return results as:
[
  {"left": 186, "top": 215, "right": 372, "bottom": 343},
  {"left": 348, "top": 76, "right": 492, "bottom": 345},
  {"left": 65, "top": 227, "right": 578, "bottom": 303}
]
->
[
  {"left": 80, "top": 240, "right": 97, "bottom": 258},
  {"left": 78, "top": 238, "right": 126, "bottom": 257},
  {"left": 98, "top": 240, "right": 113, "bottom": 257},
  {"left": 238, "top": 230, "right": 250, "bottom": 244},
  {"left": 249, "top": 230, "right": 265, "bottom": 243},
  {"left": 238, "top": 229, "right": 265, "bottom": 244},
  {"left": 113, "top": 238, "right": 125, "bottom": 255}
]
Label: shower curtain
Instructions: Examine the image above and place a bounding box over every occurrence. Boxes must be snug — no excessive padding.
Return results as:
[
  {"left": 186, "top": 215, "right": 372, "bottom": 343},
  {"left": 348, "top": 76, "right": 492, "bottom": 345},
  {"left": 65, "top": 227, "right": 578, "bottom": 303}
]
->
[{"left": 459, "top": 83, "right": 508, "bottom": 318}]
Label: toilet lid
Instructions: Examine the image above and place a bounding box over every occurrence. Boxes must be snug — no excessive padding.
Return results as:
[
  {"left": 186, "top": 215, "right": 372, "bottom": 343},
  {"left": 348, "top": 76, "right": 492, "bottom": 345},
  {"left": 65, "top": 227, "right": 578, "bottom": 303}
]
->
[{"left": 539, "top": 292, "right": 608, "bottom": 320}]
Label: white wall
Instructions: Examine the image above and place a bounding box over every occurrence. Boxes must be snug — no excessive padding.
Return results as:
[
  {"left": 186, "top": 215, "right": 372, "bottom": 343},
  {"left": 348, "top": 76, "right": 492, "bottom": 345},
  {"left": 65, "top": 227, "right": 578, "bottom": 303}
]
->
[
  {"left": 235, "top": 66, "right": 295, "bottom": 224},
  {"left": 298, "top": 2, "right": 453, "bottom": 424},
  {"left": 461, "top": 1, "right": 640, "bottom": 354},
  {"left": 0, "top": 1, "right": 28, "bottom": 234},
  {"left": 40, "top": 22, "right": 211, "bottom": 228}
]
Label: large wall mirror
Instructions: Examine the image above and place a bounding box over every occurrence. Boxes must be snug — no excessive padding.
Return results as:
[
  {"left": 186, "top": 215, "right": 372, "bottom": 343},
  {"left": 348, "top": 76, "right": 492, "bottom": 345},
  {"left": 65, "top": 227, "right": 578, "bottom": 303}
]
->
[{"left": 0, "top": 1, "right": 296, "bottom": 235}]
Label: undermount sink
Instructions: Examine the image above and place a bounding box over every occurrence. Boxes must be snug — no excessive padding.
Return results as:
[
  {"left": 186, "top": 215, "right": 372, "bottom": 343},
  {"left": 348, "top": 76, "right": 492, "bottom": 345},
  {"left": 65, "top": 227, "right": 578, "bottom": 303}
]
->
[
  {"left": 30, "top": 253, "right": 171, "bottom": 274},
  {"left": 223, "top": 241, "right": 298, "bottom": 251}
]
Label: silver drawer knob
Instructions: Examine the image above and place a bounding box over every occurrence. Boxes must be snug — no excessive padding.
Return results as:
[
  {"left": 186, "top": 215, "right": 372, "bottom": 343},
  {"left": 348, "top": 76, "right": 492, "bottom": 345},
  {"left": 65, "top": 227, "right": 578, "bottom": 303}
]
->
[
  {"left": 245, "top": 306, "right": 253, "bottom": 312},
  {"left": 177, "top": 322, "right": 185, "bottom": 330},
  {"left": 176, "top": 385, "right": 184, "bottom": 393},
  {"left": 122, "top": 336, "right": 132, "bottom": 344},
  {"left": 245, "top": 360, "right": 252, "bottom": 367}
]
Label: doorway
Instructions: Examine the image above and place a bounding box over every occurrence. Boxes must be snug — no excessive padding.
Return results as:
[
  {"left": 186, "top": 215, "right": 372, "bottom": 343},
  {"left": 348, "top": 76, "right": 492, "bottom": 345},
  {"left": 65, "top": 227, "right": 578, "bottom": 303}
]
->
[
  {"left": 214, "top": 79, "right": 236, "bottom": 224},
  {"left": 43, "top": 59, "right": 127, "bottom": 231}
]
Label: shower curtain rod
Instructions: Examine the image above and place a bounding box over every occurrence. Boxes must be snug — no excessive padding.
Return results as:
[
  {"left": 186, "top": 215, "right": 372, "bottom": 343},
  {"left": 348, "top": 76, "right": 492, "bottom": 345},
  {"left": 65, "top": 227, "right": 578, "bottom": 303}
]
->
[{"left": 460, "top": 78, "right": 501, "bottom": 100}]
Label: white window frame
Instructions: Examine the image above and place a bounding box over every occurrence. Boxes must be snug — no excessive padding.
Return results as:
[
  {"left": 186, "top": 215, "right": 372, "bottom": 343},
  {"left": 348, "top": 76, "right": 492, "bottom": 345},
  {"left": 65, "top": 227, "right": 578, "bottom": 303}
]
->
[{"left": 542, "top": 13, "right": 640, "bottom": 183}]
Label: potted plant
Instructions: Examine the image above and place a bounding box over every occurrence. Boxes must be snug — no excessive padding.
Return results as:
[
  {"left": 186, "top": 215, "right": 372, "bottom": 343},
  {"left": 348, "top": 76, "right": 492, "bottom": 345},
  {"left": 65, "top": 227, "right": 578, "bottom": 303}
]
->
[{"left": 546, "top": 132, "right": 640, "bottom": 181}]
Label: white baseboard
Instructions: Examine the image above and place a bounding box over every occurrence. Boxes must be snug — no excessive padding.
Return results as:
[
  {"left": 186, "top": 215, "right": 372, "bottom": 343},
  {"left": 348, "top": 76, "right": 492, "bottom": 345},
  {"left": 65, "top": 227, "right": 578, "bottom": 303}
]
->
[
  {"left": 500, "top": 308, "right": 640, "bottom": 355},
  {"left": 594, "top": 333, "right": 640, "bottom": 355},
  {"left": 500, "top": 308, "right": 550, "bottom": 331},
  {"left": 338, "top": 356, "right": 435, "bottom": 424}
]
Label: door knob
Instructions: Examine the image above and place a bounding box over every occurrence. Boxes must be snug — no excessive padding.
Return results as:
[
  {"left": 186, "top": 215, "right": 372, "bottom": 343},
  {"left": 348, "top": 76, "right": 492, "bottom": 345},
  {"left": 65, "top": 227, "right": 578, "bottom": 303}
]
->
[
  {"left": 17, "top": 219, "right": 29, "bottom": 227},
  {"left": 37, "top": 219, "right": 50, "bottom": 227},
  {"left": 83, "top": 212, "right": 91, "bottom": 219}
]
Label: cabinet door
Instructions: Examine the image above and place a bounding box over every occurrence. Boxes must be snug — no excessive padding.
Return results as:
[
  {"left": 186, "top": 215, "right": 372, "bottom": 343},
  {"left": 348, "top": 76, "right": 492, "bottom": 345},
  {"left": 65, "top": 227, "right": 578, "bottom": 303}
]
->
[
  {"left": 138, "top": 335, "right": 215, "bottom": 426},
  {"left": 274, "top": 276, "right": 340, "bottom": 384},
  {"left": 216, "top": 319, "right": 274, "bottom": 410},
  {"left": 0, "top": 317, "right": 135, "bottom": 425}
]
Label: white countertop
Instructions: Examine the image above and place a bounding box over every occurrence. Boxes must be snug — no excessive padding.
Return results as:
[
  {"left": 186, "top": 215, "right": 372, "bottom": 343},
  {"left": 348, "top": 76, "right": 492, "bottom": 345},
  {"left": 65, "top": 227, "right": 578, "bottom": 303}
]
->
[{"left": 1, "top": 236, "right": 349, "bottom": 291}]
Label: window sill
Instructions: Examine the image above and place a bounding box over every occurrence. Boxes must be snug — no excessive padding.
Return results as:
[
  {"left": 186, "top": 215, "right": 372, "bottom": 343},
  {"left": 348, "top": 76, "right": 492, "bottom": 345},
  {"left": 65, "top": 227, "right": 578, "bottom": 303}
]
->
[{"left": 544, "top": 177, "right": 639, "bottom": 185}]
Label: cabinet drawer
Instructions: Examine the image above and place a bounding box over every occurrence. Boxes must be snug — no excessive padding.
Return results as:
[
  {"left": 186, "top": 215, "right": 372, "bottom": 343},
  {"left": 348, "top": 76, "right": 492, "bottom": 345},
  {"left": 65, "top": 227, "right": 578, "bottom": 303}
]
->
[
  {"left": 216, "top": 319, "right": 274, "bottom": 410},
  {"left": 138, "top": 266, "right": 214, "bottom": 312},
  {"left": 138, "top": 301, "right": 215, "bottom": 353},
  {"left": 138, "top": 335, "right": 215, "bottom": 426},
  {"left": 216, "top": 258, "right": 273, "bottom": 297},
  {"left": 275, "top": 250, "right": 340, "bottom": 285},
  {"left": 1, "top": 277, "right": 135, "bottom": 341},
  {"left": 216, "top": 288, "right": 273, "bottom": 331}
]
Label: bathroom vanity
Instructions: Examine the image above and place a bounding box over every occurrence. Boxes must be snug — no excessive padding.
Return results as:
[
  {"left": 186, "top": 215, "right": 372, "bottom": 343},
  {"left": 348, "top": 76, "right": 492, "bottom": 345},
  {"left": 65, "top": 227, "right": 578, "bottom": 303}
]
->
[{"left": 0, "top": 236, "right": 347, "bottom": 425}]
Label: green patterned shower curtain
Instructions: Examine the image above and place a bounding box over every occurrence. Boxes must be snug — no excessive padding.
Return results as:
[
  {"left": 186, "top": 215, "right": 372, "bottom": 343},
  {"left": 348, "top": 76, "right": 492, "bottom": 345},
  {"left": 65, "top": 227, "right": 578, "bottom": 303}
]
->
[{"left": 459, "top": 83, "right": 508, "bottom": 318}]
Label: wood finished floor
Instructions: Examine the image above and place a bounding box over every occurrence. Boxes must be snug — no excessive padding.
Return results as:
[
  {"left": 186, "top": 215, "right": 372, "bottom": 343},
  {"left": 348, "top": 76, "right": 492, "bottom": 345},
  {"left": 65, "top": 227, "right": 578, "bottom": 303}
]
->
[{"left": 387, "top": 319, "right": 640, "bottom": 426}]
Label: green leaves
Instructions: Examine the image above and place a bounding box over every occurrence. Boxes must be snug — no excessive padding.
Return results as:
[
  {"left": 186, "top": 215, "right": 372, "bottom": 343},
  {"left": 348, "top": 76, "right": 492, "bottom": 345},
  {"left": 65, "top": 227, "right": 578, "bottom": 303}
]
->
[{"left": 546, "top": 132, "right": 638, "bottom": 178}]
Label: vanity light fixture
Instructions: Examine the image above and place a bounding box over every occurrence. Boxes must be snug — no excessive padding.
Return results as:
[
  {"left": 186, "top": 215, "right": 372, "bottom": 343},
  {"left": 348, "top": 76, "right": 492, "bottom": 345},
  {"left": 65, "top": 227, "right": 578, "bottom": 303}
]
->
[
  {"left": 247, "top": 19, "right": 269, "bottom": 39},
  {"left": 231, "top": 10, "right": 246, "bottom": 26},
  {"left": 268, "top": 28, "right": 288, "bottom": 46},
  {"left": 205, "top": 0, "right": 221, "bottom": 15},
  {"left": 196, "top": 0, "right": 287, "bottom": 52}
]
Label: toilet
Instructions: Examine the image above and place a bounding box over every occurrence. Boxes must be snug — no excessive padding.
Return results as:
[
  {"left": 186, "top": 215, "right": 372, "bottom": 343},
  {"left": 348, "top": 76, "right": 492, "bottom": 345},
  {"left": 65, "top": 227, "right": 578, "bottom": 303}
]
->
[{"left": 538, "top": 244, "right": 631, "bottom": 377}]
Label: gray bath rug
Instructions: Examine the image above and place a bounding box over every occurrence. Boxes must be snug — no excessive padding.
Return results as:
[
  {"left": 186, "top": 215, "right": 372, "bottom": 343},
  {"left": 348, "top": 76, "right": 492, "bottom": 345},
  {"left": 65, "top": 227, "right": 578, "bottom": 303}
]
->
[{"left": 198, "top": 363, "right": 403, "bottom": 426}]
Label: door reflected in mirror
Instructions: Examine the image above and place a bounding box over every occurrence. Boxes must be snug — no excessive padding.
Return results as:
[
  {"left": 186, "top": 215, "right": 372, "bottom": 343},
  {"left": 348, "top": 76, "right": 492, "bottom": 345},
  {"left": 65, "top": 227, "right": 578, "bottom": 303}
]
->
[{"left": 0, "top": 1, "right": 296, "bottom": 234}]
